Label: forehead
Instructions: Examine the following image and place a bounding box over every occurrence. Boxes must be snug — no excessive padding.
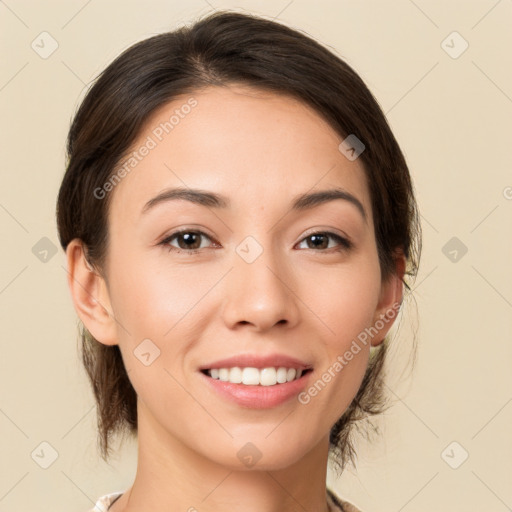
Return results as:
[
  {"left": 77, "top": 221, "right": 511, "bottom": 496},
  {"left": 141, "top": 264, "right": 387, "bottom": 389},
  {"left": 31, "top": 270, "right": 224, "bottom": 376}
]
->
[{"left": 109, "top": 85, "right": 371, "bottom": 224}]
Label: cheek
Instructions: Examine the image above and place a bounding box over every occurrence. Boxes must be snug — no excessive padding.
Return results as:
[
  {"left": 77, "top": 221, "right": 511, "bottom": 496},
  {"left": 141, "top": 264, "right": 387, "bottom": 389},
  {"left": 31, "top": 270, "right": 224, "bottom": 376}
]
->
[
  {"left": 107, "top": 258, "right": 210, "bottom": 423},
  {"left": 107, "top": 255, "right": 224, "bottom": 387},
  {"left": 107, "top": 252, "right": 211, "bottom": 335},
  {"left": 298, "top": 255, "right": 381, "bottom": 344},
  {"left": 295, "top": 257, "right": 381, "bottom": 412}
]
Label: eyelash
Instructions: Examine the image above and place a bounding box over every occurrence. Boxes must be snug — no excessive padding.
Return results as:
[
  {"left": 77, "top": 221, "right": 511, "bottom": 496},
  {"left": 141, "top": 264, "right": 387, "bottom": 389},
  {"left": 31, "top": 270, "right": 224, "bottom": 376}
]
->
[{"left": 158, "top": 229, "right": 353, "bottom": 255}]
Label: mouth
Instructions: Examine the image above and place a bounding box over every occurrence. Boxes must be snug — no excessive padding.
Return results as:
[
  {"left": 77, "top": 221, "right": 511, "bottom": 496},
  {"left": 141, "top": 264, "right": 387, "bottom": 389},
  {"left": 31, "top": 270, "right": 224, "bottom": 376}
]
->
[
  {"left": 199, "top": 365, "right": 314, "bottom": 409},
  {"left": 200, "top": 367, "right": 313, "bottom": 386}
]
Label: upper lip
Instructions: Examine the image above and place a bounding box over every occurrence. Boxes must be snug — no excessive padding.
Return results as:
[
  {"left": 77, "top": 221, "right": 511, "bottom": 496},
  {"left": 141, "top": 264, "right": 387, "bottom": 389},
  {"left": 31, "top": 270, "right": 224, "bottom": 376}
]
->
[{"left": 199, "top": 353, "right": 313, "bottom": 371}]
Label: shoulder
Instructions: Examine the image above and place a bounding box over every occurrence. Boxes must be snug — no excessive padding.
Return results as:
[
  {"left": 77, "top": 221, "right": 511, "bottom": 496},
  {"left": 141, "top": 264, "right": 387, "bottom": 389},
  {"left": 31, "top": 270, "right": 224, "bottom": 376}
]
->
[
  {"left": 327, "top": 487, "right": 363, "bottom": 512},
  {"left": 86, "top": 491, "right": 124, "bottom": 512}
]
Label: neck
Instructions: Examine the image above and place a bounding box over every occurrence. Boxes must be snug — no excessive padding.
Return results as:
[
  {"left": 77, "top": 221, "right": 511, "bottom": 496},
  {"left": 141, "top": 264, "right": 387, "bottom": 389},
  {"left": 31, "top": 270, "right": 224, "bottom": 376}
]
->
[{"left": 113, "top": 401, "right": 332, "bottom": 512}]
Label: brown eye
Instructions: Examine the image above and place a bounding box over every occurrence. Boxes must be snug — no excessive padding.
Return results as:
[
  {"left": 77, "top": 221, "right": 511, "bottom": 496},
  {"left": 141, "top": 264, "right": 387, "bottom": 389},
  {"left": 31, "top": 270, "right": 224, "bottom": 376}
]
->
[
  {"left": 160, "top": 230, "right": 213, "bottom": 253},
  {"left": 297, "top": 232, "right": 352, "bottom": 251}
]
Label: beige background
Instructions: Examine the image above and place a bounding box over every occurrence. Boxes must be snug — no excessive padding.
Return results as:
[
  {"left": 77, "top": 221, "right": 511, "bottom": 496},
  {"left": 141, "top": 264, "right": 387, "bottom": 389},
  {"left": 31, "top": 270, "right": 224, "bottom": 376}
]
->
[{"left": 1, "top": 1, "right": 511, "bottom": 511}]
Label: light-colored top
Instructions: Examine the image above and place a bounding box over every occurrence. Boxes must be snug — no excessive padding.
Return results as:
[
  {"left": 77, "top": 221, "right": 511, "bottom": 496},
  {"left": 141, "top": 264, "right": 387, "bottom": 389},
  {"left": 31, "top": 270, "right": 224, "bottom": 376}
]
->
[
  {"left": 87, "top": 491, "right": 123, "bottom": 512},
  {"left": 87, "top": 488, "right": 362, "bottom": 511}
]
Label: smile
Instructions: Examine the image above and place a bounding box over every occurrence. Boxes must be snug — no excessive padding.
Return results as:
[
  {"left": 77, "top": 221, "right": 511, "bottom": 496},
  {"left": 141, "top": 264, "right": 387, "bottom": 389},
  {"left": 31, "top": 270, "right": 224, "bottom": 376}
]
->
[{"left": 202, "top": 366, "right": 313, "bottom": 386}]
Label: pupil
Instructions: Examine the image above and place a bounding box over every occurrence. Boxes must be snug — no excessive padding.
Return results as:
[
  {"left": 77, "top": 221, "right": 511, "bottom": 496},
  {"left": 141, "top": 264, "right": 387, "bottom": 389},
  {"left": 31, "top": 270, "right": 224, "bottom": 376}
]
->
[
  {"left": 310, "top": 234, "right": 326, "bottom": 249},
  {"left": 182, "top": 233, "right": 199, "bottom": 249}
]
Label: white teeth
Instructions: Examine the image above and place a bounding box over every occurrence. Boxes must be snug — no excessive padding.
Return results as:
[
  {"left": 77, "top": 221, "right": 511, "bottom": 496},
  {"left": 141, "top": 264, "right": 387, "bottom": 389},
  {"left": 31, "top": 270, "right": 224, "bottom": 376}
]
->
[
  {"left": 229, "top": 367, "right": 243, "bottom": 383},
  {"left": 276, "top": 367, "right": 288, "bottom": 383},
  {"left": 206, "top": 366, "right": 307, "bottom": 386},
  {"left": 242, "top": 367, "right": 260, "bottom": 385},
  {"left": 259, "top": 368, "right": 276, "bottom": 386}
]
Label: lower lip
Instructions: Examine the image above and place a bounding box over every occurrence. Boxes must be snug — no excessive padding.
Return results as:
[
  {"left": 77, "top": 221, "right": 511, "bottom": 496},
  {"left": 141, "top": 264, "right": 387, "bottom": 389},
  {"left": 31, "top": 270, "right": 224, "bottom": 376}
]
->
[{"left": 199, "top": 371, "right": 312, "bottom": 409}]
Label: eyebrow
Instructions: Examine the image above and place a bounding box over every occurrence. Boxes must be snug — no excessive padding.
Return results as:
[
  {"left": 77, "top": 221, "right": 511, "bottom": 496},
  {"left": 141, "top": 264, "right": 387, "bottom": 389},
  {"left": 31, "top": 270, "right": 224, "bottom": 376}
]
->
[{"left": 141, "top": 187, "right": 367, "bottom": 221}]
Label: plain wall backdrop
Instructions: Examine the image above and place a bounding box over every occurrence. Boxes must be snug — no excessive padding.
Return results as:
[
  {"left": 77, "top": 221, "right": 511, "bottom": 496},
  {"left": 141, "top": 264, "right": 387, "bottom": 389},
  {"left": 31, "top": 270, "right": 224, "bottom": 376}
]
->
[{"left": 1, "top": 1, "right": 511, "bottom": 511}]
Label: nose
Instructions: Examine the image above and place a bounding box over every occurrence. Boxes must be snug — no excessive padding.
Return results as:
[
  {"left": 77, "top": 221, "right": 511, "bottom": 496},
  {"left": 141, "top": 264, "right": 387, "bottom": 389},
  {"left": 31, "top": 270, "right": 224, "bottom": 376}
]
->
[{"left": 220, "top": 240, "right": 300, "bottom": 333}]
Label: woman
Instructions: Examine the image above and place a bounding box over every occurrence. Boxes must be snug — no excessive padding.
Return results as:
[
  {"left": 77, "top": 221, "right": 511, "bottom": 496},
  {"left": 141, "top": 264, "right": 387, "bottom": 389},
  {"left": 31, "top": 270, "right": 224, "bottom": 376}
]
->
[{"left": 57, "top": 10, "right": 420, "bottom": 512}]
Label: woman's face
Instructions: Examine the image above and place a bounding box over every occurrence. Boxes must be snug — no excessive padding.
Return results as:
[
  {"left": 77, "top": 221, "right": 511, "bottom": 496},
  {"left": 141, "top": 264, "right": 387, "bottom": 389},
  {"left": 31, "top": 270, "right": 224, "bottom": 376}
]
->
[{"left": 95, "top": 85, "right": 400, "bottom": 470}]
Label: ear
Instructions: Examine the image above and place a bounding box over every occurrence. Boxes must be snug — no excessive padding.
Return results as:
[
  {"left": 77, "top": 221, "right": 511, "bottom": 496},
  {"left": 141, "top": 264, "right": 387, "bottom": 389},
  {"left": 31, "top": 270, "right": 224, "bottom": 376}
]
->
[
  {"left": 371, "top": 251, "right": 406, "bottom": 347},
  {"left": 65, "top": 239, "right": 118, "bottom": 346}
]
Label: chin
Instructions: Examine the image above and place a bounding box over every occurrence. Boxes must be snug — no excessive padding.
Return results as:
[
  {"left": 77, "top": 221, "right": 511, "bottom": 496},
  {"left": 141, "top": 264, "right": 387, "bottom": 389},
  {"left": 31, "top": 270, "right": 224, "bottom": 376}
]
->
[{"left": 204, "top": 437, "right": 314, "bottom": 472}]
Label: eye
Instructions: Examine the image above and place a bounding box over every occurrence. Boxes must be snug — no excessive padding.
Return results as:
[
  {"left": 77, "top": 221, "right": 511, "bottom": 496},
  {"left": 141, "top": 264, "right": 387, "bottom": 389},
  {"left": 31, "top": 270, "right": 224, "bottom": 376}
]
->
[
  {"left": 159, "top": 229, "right": 352, "bottom": 255},
  {"left": 159, "top": 229, "right": 216, "bottom": 254},
  {"left": 296, "top": 231, "right": 352, "bottom": 252}
]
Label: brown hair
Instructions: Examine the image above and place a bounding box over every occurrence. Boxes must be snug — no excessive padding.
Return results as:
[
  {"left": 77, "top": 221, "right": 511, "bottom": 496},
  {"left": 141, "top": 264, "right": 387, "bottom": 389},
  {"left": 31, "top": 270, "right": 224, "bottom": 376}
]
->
[{"left": 56, "top": 10, "right": 421, "bottom": 475}]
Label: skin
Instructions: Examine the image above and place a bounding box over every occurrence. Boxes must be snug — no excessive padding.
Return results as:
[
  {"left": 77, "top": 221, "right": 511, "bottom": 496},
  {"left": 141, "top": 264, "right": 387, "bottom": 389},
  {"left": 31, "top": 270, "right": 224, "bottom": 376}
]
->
[{"left": 66, "top": 85, "right": 405, "bottom": 512}]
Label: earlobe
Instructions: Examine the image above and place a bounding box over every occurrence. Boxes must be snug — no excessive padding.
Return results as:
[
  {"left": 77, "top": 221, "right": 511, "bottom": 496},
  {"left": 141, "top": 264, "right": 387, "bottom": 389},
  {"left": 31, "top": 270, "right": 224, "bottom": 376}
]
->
[
  {"left": 371, "top": 252, "right": 406, "bottom": 347},
  {"left": 65, "top": 239, "right": 118, "bottom": 346}
]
